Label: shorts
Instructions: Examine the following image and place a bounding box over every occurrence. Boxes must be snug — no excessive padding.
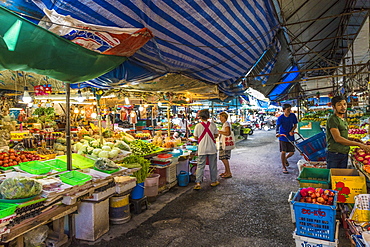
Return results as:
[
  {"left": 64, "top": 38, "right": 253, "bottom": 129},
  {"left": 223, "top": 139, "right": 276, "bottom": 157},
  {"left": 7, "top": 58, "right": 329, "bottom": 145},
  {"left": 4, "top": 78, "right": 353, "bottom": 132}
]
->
[
  {"left": 219, "top": 148, "right": 231, "bottom": 160},
  {"left": 279, "top": 140, "right": 295, "bottom": 153}
]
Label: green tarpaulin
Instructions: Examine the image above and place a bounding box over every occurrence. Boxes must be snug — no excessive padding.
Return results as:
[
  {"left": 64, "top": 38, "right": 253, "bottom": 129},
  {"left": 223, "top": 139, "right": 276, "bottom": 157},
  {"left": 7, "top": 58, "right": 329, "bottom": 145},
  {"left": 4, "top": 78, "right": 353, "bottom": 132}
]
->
[{"left": 0, "top": 6, "right": 126, "bottom": 83}]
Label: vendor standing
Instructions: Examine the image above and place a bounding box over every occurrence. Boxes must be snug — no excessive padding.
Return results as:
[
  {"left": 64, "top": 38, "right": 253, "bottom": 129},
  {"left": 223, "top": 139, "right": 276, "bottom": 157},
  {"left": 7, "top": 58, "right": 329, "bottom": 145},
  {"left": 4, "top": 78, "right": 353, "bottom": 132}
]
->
[{"left": 326, "top": 95, "right": 370, "bottom": 168}]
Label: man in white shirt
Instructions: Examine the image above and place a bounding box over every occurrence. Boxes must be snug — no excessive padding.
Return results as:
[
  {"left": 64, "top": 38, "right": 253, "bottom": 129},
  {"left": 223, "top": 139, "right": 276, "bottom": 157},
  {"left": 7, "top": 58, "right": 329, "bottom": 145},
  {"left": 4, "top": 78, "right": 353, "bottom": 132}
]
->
[{"left": 193, "top": 109, "right": 219, "bottom": 190}]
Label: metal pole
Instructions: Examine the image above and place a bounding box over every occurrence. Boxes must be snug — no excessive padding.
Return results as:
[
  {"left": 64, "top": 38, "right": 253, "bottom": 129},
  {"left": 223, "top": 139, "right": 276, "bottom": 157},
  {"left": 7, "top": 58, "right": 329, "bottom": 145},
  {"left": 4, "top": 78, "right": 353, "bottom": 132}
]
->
[
  {"left": 96, "top": 99, "right": 104, "bottom": 145},
  {"left": 167, "top": 105, "right": 171, "bottom": 137},
  {"left": 65, "top": 83, "right": 72, "bottom": 171},
  {"left": 151, "top": 106, "right": 154, "bottom": 137}
]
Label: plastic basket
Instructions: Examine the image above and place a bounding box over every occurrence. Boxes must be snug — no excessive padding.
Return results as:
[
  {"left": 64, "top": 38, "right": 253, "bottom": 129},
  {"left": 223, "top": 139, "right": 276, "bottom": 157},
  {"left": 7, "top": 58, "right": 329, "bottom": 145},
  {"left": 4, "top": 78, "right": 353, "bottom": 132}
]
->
[
  {"left": 308, "top": 149, "right": 327, "bottom": 161},
  {"left": 296, "top": 132, "right": 326, "bottom": 158},
  {"left": 59, "top": 171, "right": 92, "bottom": 186},
  {"left": 291, "top": 189, "right": 338, "bottom": 241},
  {"left": 0, "top": 203, "right": 18, "bottom": 218},
  {"left": 293, "top": 220, "right": 339, "bottom": 247},
  {"left": 57, "top": 154, "right": 94, "bottom": 169},
  {"left": 186, "top": 146, "right": 197, "bottom": 152},
  {"left": 93, "top": 167, "right": 120, "bottom": 174},
  {"left": 297, "top": 167, "right": 331, "bottom": 188},
  {"left": 19, "top": 161, "right": 51, "bottom": 175},
  {"left": 352, "top": 235, "right": 365, "bottom": 247},
  {"left": 42, "top": 159, "right": 67, "bottom": 172},
  {"left": 0, "top": 165, "right": 19, "bottom": 171}
]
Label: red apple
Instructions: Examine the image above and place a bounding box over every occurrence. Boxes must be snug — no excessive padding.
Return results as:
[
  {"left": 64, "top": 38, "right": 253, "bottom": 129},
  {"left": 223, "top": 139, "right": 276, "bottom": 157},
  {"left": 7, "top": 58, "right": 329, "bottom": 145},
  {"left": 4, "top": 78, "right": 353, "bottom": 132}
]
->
[
  {"left": 358, "top": 151, "right": 366, "bottom": 157},
  {"left": 364, "top": 160, "right": 369, "bottom": 165},
  {"left": 365, "top": 155, "right": 370, "bottom": 159},
  {"left": 356, "top": 156, "right": 365, "bottom": 162}
]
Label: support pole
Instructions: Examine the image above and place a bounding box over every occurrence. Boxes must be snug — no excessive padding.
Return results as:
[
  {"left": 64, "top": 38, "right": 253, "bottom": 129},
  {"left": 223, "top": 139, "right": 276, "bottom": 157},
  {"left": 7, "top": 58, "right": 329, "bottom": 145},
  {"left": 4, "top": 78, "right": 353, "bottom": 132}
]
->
[
  {"left": 151, "top": 106, "right": 154, "bottom": 137},
  {"left": 167, "top": 105, "right": 171, "bottom": 138},
  {"left": 65, "top": 83, "right": 72, "bottom": 171},
  {"left": 96, "top": 99, "right": 104, "bottom": 145}
]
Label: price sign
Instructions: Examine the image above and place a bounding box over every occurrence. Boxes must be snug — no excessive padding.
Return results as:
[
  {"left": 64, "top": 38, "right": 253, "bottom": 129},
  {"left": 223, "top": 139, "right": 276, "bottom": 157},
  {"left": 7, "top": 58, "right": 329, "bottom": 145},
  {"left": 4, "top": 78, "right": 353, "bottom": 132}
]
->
[{"left": 10, "top": 131, "right": 29, "bottom": 141}]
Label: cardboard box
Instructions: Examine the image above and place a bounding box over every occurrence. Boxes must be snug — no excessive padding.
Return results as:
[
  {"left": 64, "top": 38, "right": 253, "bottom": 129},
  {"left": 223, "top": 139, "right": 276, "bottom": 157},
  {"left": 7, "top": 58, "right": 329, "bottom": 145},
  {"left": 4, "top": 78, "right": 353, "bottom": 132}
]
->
[{"left": 330, "top": 168, "right": 367, "bottom": 203}]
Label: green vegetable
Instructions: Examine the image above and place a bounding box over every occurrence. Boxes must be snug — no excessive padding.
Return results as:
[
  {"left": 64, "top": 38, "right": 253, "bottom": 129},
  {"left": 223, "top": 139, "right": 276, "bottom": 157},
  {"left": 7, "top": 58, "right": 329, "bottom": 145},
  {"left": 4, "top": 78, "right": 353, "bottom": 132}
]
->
[
  {"left": 114, "top": 141, "right": 131, "bottom": 151},
  {"left": 122, "top": 155, "right": 152, "bottom": 183},
  {"left": 94, "top": 158, "right": 119, "bottom": 171},
  {"left": 129, "top": 140, "right": 157, "bottom": 156},
  {"left": 102, "top": 146, "right": 111, "bottom": 151},
  {"left": 98, "top": 151, "right": 109, "bottom": 158},
  {"left": 0, "top": 177, "right": 42, "bottom": 199}
]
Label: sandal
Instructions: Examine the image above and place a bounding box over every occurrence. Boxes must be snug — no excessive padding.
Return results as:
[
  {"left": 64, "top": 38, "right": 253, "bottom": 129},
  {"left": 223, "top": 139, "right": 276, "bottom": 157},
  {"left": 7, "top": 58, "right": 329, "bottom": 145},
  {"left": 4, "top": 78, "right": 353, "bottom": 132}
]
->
[
  {"left": 221, "top": 174, "right": 232, "bottom": 178},
  {"left": 219, "top": 172, "right": 226, "bottom": 177},
  {"left": 193, "top": 184, "right": 201, "bottom": 190},
  {"left": 286, "top": 161, "right": 290, "bottom": 167},
  {"left": 210, "top": 181, "right": 220, "bottom": 187},
  {"left": 283, "top": 169, "right": 289, "bottom": 174}
]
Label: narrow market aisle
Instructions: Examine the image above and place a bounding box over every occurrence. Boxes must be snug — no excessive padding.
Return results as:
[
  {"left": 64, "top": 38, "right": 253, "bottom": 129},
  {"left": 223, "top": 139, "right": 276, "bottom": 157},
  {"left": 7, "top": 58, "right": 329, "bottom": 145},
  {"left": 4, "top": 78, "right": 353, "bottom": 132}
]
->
[{"left": 76, "top": 130, "right": 347, "bottom": 247}]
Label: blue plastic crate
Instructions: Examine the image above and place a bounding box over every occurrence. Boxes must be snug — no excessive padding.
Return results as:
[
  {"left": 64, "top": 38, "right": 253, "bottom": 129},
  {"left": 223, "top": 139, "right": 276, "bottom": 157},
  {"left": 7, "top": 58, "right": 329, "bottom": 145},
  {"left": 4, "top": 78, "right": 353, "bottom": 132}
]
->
[
  {"left": 352, "top": 235, "right": 365, "bottom": 247},
  {"left": 308, "top": 149, "right": 327, "bottom": 161},
  {"left": 296, "top": 132, "right": 326, "bottom": 157},
  {"left": 291, "top": 188, "right": 338, "bottom": 242}
]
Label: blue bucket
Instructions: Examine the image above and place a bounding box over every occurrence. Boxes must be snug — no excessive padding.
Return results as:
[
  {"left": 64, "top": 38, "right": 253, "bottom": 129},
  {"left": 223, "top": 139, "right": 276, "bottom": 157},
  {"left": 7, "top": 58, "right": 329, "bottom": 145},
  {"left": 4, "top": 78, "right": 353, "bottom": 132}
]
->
[
  {"left": 177, "top": 171, "right": 189, "bottom": 187},
  {"left": 131, "top": 182, "right": 145, "bottom": 199}
]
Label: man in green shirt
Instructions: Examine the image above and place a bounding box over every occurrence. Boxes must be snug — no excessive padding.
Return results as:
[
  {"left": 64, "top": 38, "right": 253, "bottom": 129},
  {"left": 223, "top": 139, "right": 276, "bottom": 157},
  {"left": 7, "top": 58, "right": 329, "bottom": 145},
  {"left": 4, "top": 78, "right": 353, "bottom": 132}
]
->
[{"left": 326, "top": 95, "right": 370, "bottom": 168}]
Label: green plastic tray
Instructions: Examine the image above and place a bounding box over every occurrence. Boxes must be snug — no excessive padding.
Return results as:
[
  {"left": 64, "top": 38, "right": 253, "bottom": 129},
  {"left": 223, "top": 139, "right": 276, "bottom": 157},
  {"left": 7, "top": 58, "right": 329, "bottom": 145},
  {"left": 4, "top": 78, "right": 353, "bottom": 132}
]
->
[
  {"left": 19, "top": 161, "right": 51, "bottom": 175},
  {"left": 0, "top": 195, "right": 39, "bottom": 204},
  {"left": 297, "top": 167, "right": 331, "bottom": 188},
  {"left": 42, "top": 159, "right": 67, "bottom": 172},
  {"left": 57, "top": 154, "right": 95, "bottom": 169},
  {"left": 94, "top": 167, "right": 120, "bottom": 174},
  {"left": 59, "top": 171, "right": 92, "bottom": 186},
  {"left": 0, "top": 203, "right": 17, "bottom": 218},
  {"left": 0, "top": 165, "right": 19, "bottom": 171}
]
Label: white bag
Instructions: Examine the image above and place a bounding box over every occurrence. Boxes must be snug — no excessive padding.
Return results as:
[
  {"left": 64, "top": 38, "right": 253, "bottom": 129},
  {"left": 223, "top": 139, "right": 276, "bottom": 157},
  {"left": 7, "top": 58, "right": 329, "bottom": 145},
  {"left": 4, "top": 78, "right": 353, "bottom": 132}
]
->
[{"left": 221, "top": 131, "right": 235, "bottom": 150}]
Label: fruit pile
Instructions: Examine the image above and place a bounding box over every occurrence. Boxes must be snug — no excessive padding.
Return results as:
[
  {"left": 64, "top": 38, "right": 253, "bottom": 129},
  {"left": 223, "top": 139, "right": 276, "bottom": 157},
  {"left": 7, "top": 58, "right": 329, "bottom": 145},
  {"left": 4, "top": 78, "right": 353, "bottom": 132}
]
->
[
  {"left": 348, "top": 128, "right": 367, "bottom": 140},
  {"left": 353, "top": 146, "right": 370, "bottom": 165},
  {"left": 0, "top": 150, "right": 42, "bottom": 168},
  {"left": 298, "top": 187, "right": 335, "bottom": 205}
]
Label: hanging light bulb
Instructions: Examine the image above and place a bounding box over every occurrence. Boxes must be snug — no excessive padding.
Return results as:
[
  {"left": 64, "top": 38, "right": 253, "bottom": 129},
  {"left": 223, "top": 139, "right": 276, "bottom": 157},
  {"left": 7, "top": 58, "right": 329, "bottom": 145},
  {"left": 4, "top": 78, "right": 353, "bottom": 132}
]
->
[
  {"left": 22, "top": 87, "right": 32, "bottom": 103},
  {"left": 158, "top": 101, "right": 162, "bottom": 107},
  {"left": 144, "top": 104, "right": 148, "bottom": 108},
  {"left": 125, "top": 97, "right": 130, "bottom": 104},
  {"left": 74, "top": 108, "right": 79, "bottom": 114},
  {"left": 81, "top": 109, "right": 85, "bottom": 114},
  {"left": 91, "top": 112, "right": 97, "bottom": 118},
  {"left": 76, "top": 90, "right": 85, "bottom": 103},
  {"left": 139, "top": 105, "right": 144, "bottom": 111},
  {"left": 186, "top": 98, "right": 190, "bottom": 102}
]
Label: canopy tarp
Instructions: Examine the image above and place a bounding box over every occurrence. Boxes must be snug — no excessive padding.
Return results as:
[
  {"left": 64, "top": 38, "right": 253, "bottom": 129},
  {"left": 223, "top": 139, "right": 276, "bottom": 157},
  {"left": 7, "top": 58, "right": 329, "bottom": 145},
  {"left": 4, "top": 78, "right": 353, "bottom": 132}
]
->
[
  {"left": 0, "top": 6, "right": 126, "bottom": 83},
  {"left": 0, "top": 0, "right": 280, "bottom": 96}
]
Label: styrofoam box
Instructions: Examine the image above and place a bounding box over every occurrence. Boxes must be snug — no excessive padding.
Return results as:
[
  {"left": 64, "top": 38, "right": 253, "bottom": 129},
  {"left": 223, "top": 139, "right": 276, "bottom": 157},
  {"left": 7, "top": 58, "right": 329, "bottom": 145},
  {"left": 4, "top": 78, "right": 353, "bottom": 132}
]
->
[
  {"left": 166, "top": 162, "right": 177, "bottom": 183},
  {"left": 83, "top": 186, "right": 116, "bottom": 202},
  {"left": 293, "top": 220, "right": 339, "bottom": 247},
  {"left": 115, "top": 179, "right": 136, "bottom": 194}
]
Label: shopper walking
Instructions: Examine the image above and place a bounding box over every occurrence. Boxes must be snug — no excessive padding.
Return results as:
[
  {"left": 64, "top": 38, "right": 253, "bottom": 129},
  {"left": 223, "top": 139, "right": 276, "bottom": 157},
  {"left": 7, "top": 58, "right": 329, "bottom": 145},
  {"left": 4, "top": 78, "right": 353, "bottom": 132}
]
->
[
  {"left": 275, "top": 104, "right": 298, "bottom": 174},
  {"left": 326, "top": 95, "right": 370, "bottom": 169},
  {"left": 193, "top": 109, "right": 219, "bottom": 190},
  {"left": 218, "top": 112, "right": 233, "bottom": 178}
]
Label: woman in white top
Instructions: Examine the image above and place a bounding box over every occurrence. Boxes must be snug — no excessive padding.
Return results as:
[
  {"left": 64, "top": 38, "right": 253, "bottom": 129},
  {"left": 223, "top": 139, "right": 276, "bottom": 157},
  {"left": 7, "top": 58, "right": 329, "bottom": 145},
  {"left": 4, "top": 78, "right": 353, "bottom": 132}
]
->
[{"left": 218, "top": 112, "right": 233, "bottom": 178}]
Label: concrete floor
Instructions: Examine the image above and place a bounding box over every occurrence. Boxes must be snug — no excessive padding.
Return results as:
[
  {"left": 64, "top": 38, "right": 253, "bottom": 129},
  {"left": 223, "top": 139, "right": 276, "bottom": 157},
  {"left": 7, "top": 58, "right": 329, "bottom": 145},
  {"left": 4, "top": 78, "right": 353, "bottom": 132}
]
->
[{"left": 75, "top": 130, "right": 351, "bottom": 247}]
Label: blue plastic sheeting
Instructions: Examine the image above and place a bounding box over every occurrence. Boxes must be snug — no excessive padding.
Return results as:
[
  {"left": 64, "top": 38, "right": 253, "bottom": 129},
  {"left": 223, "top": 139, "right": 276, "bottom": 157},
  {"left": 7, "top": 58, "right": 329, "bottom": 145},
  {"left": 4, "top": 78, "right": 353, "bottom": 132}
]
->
[
  {"left": 257, "top": 99, "right": 269, "bottom": 108},
  {"left": 1, "top": 0, "right": 280, "bottom": 96},
  {"left": 268, "top": 66, "right": 300, "bottom": 100}
]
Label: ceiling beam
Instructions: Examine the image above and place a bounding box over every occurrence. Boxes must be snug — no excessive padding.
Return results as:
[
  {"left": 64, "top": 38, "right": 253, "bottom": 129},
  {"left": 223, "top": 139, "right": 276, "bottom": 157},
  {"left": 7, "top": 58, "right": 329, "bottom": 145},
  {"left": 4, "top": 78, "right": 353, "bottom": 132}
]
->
[
  {"left": 283, "top": 9, "right": 368, "bottom": 26},
  {"left": 285, "top": 0, "right": 311, "bottom": 21},
  {"left": 293, "top": 47, "right": 348, "bottom": 57},
  {"left": 290, "top": 33, "right": 357, "bottom": 45},
  {"left": 245, "top": 62, "right": 368, "bottom": 78}
]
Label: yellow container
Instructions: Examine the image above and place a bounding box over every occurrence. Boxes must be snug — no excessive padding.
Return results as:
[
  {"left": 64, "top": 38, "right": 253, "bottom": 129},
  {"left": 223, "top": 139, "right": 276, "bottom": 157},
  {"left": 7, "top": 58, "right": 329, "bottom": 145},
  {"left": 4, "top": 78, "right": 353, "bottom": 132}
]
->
[{"left": 330, "top": 168, "right": 367, "bottom": 203}]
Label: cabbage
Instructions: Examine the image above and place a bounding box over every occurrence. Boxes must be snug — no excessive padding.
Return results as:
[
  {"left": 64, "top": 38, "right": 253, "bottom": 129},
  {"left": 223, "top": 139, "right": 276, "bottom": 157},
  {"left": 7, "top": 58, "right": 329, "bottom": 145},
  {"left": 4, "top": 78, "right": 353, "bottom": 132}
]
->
[
  {"left": 112, "top": 147, "right": 121, "bottom": 151},
  {"left": 102, "top": 146, "right": 111, "bottom": 151},
  {"left": 109, "top": 150, "right": 119, "bottom": 158},
  {"left": 90, "top": 140, "right": 100, "bottom": 148},
  {"left": 93, "top": 148, "right": 102, "bottom": 155},
  {"left": 105, "top": 142, "right": 114, "bottom": 148},
  {"left": 98, "top": 151, "right": 109, "bottom": 158},
  {"left": 75, "top": 142, "right": 83, "bottom": 152}
]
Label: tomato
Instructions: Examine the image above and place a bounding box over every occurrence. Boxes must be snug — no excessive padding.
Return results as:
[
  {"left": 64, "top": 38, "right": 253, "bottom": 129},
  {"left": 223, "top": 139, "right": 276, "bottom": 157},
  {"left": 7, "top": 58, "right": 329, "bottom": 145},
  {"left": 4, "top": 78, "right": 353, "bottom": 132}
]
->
[
  {"left": 8, "top": 159, "right": 13, "bottom": 163},
  {"left": 20, "top": 155, "right": 25, "bottom": 159},
  {"left": 9, "top": 156, "right": 15, "bottom": 160},
  {"left": 13, "top": 161, "right": 17, "bottom": 166},
  {"left": 8, "top": 149, "right": 15, "bottom": 153},
  {"left": 3, "top": 153, "right": 8, "bottom": 157},
  {"left": 15, "top": 157, "right": 21, "bottom": 162},
  {"left": 0, "top": 155, "right": 3, "bottom": 160},
  {"left": 0, "top": 161, "right": 3, "bottom": 166}
]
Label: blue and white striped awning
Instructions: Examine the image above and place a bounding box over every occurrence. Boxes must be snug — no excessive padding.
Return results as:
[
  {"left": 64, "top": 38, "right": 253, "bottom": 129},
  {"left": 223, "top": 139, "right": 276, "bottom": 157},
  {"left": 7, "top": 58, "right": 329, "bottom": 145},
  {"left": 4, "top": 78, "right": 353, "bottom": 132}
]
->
[{"left": 1, "top": 0, "right": 281, "bottom": 96}]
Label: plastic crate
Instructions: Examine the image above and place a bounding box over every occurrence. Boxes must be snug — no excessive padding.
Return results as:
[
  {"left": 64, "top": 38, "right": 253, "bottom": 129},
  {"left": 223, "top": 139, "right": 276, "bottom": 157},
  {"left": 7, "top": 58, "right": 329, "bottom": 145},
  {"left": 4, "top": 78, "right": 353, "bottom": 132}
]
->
[
  {"left": 293, "top": 220, "right": 339, "bottom": 247},
  {"left": 296, "top": 132, "right": 326, "bottom": 160},
  {"left": 42, "top": 159, "right": 67, "bottom": 172},
  {"left": 59, "top": 171, "right": 92, "bottom": 186},
  {"left": 19, "top": 161, "right": 51, "bottom": 175},
  {"left": 166, "top": 162, "right": 177, "bottom": 183},
  {"left": 297, "top": 167, "right": 331, "bottom": 188},
  {"left": 0, "top": 203, "right": 18, "bottom": 218},
  {"left": 93, "top": 167, "right": 120, "bottom": 174},
  {"left": 291, "top": 189, "right": 338, "bottom": 242},
  {"left": 352, "top": 235, "right": 365, "bottom": 247},
  {"left": 288, "top": 191, "right": 297, "bottom": 223},
  {"left": 57, "top": 154, "right": 95, "bottom": 169}
]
